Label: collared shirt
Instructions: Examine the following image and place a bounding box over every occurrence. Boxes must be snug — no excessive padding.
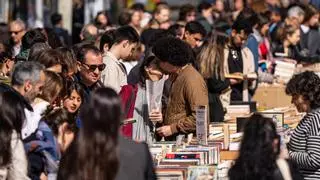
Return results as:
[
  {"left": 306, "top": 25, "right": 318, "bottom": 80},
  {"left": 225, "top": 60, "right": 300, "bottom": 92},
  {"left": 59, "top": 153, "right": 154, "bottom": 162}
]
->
[
  {"left": 22, "top": 99, "right": 50, "bottom": 139},
  {"left": 252, "top": 29, "right": 263, "bottom": 43},
  {"left": 101, "top": 52, "right": 127, "bottom": 93},
  {"left": 13, "top": 44, "right": 21, "bottom": 57},
  {"left": 301, "top": 25, "right": 310, "bottom": 34}
]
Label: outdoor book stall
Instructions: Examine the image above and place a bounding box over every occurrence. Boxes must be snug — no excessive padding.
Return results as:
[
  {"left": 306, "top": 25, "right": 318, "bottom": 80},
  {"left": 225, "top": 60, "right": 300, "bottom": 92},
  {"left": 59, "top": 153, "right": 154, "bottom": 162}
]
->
[
  {"left": 147, "top": 59, "right": 308, "bottom": 179},
  {"left": 149, "top": 104, "right": 303, "bottom": 180}
]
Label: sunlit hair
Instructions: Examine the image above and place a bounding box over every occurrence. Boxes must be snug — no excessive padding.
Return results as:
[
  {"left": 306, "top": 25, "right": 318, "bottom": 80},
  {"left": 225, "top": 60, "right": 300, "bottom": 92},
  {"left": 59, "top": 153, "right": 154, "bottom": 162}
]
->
[
  {"left": 39, "top": 70, "right": 63, "bottom": 103},
  {"left": 198, "top": 32, "right": 228, "bottom": 79}
]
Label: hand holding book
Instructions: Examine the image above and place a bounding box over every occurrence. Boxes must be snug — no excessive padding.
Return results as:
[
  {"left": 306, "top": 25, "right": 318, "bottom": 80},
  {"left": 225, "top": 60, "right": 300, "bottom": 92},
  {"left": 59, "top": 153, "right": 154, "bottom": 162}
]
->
[
  {"left": 149, "top": 110, "right": 163, "bottom": 123},
  {"left": 225, "top": 72, "right": 257, "bottom": 81}
]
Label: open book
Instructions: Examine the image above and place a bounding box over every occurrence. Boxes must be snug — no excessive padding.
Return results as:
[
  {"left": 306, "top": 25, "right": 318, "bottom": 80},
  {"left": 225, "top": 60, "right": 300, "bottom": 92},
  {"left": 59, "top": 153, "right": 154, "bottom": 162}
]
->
[{"left": 225, "top": 73, "right": 257, "bottom": 80}]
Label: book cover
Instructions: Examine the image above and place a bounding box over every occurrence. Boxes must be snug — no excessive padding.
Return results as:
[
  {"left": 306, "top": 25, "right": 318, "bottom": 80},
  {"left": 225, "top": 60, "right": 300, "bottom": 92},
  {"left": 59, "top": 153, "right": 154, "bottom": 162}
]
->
[
  {"left": 187, "top": 166, "right": 216, "bottom": 180},
  {"left": 196, "top": 106, "right": 208, "bottom": 145}
]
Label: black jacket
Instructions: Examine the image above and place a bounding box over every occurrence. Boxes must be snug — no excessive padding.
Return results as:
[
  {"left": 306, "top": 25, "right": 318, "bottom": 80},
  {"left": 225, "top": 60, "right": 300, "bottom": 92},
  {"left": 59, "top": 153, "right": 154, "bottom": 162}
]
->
[
  {"left": 272, "top": 43, "right": 320, "bottom": 64},
  {"left": 58, "top": 136, "right": 156, "bottom": 180},
  {"left": 115, "top": 137, "right": 156, "bottom": 180},
  {"left": 207, "top": 77, "right": 230, "bottom": 122},
  {"left": 299, "top": 28, "right": 320, "bottom": 59},
  {"left": 0, "top": 83, "right": 33, "bottom": 111},
  {"left": 53, "top": 27, "right": 71, "bottom": 47}
]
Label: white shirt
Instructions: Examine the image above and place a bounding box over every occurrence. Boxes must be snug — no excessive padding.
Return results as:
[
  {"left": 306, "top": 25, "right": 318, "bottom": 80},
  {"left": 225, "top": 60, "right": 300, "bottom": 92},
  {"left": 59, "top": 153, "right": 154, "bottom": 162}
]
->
[
  {"left": 122, "top": 61, "right": 138, "bottom": 75},
  {"left": 301, "top": 24, "right": 310, "bottom": 34},
  {"left": 101, "top": 52, "right": 127, "bottom": 93},
  {"left": 13, "top": 44, "right": 21, "bottom": 57},
  {"left": 22, "top": 100, "right": 49, "bottom": 139}
]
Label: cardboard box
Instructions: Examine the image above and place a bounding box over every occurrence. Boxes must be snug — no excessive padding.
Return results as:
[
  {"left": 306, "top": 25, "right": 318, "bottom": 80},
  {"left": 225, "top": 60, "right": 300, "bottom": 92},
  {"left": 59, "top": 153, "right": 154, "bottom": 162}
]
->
[{"left": 253, "top": 85, "right": 292, "bottom": 109}]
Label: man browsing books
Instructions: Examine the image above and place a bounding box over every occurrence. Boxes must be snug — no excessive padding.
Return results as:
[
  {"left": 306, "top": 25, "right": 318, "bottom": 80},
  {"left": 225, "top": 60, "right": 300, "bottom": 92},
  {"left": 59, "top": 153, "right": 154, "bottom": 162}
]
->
[
  {"left": 153, "top": 37, "right": 208, "bottom": 139},
  {"left": 225, "top": 19, "right": 257, "bottom": 101}
]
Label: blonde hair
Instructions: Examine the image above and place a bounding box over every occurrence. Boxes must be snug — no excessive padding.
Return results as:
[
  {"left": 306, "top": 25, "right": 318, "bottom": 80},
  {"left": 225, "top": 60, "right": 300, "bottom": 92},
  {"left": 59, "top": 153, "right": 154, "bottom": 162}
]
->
[
  {"left": 154, "top": 4, "right": 170, "bottom": 15},
  {"left": 198, "top": 33, "right": 228, "bottom": 79}
]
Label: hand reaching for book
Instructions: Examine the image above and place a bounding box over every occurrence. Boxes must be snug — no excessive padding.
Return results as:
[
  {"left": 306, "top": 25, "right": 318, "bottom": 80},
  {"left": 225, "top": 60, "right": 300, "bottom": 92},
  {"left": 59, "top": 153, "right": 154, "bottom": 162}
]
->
[{"left": 157, "top": 125, "right": 173, "bottom": 137}]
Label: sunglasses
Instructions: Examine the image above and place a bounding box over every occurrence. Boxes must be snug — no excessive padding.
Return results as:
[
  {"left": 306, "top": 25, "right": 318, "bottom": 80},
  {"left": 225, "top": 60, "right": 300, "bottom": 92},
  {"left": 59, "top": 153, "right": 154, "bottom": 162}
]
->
[
  {"left": 82, "top": 63, "right": 106, "bottom": 72},
  {"left": 9, "top": 29, "right": 23, "bottom": 35}
]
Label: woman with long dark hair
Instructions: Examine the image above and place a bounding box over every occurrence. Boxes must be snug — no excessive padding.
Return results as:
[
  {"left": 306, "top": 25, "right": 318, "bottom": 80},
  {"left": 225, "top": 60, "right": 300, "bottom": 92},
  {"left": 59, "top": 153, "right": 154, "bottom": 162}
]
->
[
  {"left": 0, "top": 91, "right": 29, "bottom": 179},
  {"left": 228, "top": 113, "right": 302, "bottom": 180},
  {"left": 58, "top": 87, "right": 156, "bottom": 180}
]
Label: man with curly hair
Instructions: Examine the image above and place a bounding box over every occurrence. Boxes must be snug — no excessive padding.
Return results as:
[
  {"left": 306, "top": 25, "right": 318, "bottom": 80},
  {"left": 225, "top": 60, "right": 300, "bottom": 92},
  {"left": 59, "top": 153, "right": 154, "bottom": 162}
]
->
[
  {"left": 286, "top": 71, "right": 320, "bottom": 179},
  {"left": 153, "top": 37, "right": 208, "bottom": 140}
]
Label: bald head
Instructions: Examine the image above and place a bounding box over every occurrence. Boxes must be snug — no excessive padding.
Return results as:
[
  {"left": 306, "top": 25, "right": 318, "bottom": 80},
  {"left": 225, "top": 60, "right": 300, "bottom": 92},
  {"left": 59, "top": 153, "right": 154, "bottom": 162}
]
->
[{"left": 80, "top": 24, "right": 98, "bottom": 41}]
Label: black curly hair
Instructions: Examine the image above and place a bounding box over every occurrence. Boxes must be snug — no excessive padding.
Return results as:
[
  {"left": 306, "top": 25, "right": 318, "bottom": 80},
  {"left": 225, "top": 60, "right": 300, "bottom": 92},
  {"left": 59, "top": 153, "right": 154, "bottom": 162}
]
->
[
  {"left": 228, "top": 113, "right": 279, "bottom": 180},
  {"left": 152, "top": 37, "right": 194, "bottom": 67},
  {"left": 286, "top": 71, "right": 320, "bottom": 109}
]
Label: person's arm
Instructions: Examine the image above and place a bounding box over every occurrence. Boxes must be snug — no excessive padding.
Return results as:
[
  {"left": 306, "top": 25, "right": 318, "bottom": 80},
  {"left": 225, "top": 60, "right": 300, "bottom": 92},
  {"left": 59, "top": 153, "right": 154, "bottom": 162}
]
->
[
  {"left": 292, "top": 46, "right": 320, "bottom": 64},
  {"left": 206, "top": 77, "right": 230, "bottom": 94},
  {"left": 8, "top": 132, "right": 30, "bottom": 180},
  {"left": 289, "top": 117, "right": 320, "bottom": 170}
]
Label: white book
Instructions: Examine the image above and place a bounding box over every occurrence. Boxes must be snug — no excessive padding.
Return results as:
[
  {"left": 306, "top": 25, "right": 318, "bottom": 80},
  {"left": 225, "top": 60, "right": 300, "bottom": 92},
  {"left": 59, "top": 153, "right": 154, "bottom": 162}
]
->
[{"left": 196, "top": 106, "right": 208, "bottom": 146}]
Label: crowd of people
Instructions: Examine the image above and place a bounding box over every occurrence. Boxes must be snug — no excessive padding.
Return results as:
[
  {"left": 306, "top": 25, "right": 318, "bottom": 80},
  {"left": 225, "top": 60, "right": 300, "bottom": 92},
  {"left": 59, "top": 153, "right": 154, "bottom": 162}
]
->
[{"left": 0, "top": 0, "right": 320, "bottom": 179}]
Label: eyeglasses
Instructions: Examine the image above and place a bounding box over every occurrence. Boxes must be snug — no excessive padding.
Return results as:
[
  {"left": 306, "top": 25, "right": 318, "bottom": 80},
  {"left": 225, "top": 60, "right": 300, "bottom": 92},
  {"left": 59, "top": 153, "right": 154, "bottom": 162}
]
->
[
  {"left": 82, "top": 63, "right": 106, "bottom": 72},
  {"left": 9, "top": 29, "right": 24, "bottom": 35}
]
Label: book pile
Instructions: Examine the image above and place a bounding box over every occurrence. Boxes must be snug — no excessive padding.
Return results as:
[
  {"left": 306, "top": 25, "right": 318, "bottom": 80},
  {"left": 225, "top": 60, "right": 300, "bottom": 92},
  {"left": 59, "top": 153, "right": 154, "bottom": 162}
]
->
[
  {"left": 156, "top": 165, "right": 216, "bottom": 180},
  {"left": 274, "top": 60, "right": 296, "bottom": 83},
  {"left": 150, "top": 141, "right": 220, "bottom": 179},
  {"left": 225, "top": 105, "right": 251, "bottom": 122},
  {"left": 296, "top": 63, "right": 320, "bottom": 74},
  {"left": 150, "top": 105, "right": 303, "bottom": 179},
  {"left": 208, "top": 123, "right": 237, "bottom": 141},
  {"left": 261, "top": 106, "right": 303, "bottom": 128}
]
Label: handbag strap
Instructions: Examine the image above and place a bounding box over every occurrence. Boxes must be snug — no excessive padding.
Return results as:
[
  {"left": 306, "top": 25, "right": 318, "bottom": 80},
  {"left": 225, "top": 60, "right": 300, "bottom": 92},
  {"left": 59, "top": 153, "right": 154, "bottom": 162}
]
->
[{"left": 276, "top": 159, "right": 292, "bottom": 180}]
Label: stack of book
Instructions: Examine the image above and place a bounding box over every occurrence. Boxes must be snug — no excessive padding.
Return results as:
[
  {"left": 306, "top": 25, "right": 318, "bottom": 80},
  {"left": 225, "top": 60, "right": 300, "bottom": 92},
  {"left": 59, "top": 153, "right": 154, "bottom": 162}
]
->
[
  {"left": 274, "top": 60, "right": 296, "bottom": 83},
  {"left": 150, "top": 105, "right": 303, "bottom": 179},
  {"left": 261, "top": 106, "right": 303, "bottom": 128},
  {"left": 149, "top": 141, "right": 220, "bottom": 179}
]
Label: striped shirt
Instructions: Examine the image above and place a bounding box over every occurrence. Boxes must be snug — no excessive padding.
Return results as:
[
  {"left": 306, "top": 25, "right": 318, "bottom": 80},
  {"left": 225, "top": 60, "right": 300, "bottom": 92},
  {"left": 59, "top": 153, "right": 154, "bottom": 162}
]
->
[{"left": 288, "top": 109, "right": 320, "bottom": 180}]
